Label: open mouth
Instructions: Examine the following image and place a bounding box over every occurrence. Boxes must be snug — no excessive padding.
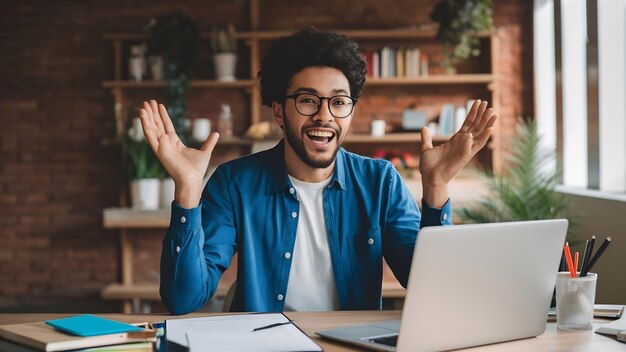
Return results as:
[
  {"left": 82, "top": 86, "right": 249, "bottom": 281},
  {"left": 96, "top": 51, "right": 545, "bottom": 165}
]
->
[{"left": 305, "top": 129, "right": 336, "bottom": 146}]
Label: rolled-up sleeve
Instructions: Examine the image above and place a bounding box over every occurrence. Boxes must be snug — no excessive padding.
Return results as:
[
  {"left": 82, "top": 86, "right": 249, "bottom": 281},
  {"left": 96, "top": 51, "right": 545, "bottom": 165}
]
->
[{"left": 160, "top": 166, "right": 237, "bottom": 315}]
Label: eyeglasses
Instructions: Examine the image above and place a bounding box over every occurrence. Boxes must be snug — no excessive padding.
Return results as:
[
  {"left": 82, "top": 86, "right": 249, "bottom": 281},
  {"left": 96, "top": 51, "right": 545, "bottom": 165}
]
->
[{"left": 285, "top": 93, "right": 357, "bottom": 118}]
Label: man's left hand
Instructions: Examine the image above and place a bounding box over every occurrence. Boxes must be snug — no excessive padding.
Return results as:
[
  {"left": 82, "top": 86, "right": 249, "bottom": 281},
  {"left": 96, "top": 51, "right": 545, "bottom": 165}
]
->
[{"left": 419, "top": 100, "right": 497, "bottom": 207}]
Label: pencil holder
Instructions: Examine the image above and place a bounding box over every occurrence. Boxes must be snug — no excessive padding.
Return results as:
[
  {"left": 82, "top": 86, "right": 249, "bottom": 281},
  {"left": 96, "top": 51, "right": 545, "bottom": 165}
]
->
[{"left": 555, "top": 272, "right": 597, "bottom": 330}]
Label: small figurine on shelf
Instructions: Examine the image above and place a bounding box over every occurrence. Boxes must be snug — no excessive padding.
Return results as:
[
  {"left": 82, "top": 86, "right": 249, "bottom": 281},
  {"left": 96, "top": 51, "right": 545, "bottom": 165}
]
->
[
  {"left": 217, "top": 103, "right": 233, "bottom": 137},
  {"left": 128, "top": 43, "right": 148, "bottom": 81}
]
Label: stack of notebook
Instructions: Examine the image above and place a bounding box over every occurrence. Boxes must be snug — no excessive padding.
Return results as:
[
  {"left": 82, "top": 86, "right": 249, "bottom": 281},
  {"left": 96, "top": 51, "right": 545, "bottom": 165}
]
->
[{"left": 0, "top": 315, "right": 156, "bottom": 351}]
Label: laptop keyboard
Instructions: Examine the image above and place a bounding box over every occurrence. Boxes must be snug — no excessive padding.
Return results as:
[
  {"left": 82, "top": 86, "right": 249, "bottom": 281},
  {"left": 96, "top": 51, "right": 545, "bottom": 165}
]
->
[{"left": 370, "top": 335, "right": 398, "bottom": 347}]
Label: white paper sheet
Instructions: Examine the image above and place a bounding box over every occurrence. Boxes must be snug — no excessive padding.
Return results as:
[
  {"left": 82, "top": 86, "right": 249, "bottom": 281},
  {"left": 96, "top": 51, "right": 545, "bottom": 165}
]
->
[{"left": 166, "top": 313, "right": 322, "bottom": 352}]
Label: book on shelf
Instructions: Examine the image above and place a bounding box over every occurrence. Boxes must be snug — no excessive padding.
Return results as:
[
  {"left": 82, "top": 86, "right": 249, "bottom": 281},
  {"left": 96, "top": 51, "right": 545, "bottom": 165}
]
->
[{"left": 362, "top": 46, "right": 428, "bottom": 79}]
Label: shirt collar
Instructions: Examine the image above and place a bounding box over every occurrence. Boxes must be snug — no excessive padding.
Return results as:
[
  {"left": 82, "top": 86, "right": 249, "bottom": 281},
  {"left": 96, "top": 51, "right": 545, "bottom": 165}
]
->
[{"left": 266, "top": 140, "right": 347, "bottom": 194}]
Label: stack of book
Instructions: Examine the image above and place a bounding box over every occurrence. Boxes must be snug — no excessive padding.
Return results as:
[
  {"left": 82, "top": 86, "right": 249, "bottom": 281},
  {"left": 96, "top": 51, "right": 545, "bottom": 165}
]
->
[
  {"left": 362, "top": 46, "right": 429, "bottom": 78},
  {"left": 0, "top": 315, "right": 156, "bottom": 351}
]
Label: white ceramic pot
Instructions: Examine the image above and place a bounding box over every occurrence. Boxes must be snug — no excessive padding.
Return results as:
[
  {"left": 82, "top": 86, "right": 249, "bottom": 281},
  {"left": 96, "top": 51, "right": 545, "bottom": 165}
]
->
[
  {"left": 130, "top": 179, "right": 160, "bottom": 210},
  {"left": 159, "top": 177, "right": 176, "bottom": 208},
  {"left": 213, "top": 53, "right": 237, "bottom": 81},
  {"left": 192, "top": 118, "right": 211, "bottom": 143}
]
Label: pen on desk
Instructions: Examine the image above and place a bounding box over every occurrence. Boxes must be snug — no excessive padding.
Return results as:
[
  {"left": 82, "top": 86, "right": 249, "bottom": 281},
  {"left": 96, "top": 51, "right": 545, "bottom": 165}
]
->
[
  {"left": 252, "top": 320, "right": 293, "bottom": 332},
  {"left": 581, "top": 237, "right": 611, "bottom": 277},
  {"left": 563, "top": 242, "right": 576, "bottom": 278}
]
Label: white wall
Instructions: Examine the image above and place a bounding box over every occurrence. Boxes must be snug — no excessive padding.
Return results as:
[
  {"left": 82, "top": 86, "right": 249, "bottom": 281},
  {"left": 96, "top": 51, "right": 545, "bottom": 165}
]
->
[{"left": 562, "top": 193, "right": 626, "bottom": 304}]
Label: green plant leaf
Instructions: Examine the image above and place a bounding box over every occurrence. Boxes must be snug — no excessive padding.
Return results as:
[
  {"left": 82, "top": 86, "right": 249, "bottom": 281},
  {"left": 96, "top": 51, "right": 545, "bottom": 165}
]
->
[
  {"left": 455, "top": 117, "right": 581, "bottom": 244},
  {"left": 147, "top": 12, "right": 200, "bottom": 144},
  {"left": 430, "top": 0, "right": 493, "bottom": 68}
]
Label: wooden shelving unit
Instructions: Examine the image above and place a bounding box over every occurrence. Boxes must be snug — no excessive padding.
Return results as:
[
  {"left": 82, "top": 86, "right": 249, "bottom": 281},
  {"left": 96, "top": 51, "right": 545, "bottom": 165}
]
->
[
  {"left": 101, "top": 0, "right": 500, "bottom": 313},
  {"left": 103, "top": 25, "right": 500, "bottom": 155}
]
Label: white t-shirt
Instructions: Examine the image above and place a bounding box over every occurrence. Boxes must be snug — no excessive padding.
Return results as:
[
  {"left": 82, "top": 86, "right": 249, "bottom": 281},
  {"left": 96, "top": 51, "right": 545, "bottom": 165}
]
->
[{"left": 284, "top": 175, "right": 339, "bottom": 311}]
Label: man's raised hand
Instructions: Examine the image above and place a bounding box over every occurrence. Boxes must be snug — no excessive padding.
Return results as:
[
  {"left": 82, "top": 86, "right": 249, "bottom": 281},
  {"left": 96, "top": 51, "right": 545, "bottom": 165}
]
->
[
  {"left": 139, "top": 100, "right": 219, "bottom": 208},
  {"left": 419, "top": 99, "right": 497, "bottom": 206}
]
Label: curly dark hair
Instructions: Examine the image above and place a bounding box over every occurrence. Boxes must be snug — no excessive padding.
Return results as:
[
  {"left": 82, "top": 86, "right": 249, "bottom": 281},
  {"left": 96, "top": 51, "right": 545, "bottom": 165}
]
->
[{"left": 258, "top": 26, "right": 367, "bottom": 107}]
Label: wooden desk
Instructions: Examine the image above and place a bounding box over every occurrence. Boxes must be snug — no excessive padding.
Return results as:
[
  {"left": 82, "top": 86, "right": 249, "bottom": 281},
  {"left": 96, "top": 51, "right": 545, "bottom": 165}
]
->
[{"left": 0, "top": 311, "right": 622, "bottom": 351}]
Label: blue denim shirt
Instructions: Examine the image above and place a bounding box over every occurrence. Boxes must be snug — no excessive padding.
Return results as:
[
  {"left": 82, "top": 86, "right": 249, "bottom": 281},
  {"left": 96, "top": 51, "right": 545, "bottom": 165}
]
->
[{"left": 160, "top": 140, "right": 452, "bottom": 314}]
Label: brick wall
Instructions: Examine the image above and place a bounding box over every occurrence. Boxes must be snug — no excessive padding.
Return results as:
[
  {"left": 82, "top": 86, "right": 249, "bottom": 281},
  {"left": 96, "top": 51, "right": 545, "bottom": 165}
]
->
[{"left": 0, "top": 0, "right": 533, "bottom": 311}]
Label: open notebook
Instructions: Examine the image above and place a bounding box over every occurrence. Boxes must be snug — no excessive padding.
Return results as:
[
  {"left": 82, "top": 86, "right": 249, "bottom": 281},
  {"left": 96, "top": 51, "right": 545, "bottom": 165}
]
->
[{"left": 165, "top": 313, "right": 321, "bottom": 352}]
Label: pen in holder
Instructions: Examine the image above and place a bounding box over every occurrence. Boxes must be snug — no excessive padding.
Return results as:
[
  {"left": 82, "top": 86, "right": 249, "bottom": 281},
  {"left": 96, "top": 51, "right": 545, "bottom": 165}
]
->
[{"left": 555, "top": 272, "right": 597, "bottom": 330}]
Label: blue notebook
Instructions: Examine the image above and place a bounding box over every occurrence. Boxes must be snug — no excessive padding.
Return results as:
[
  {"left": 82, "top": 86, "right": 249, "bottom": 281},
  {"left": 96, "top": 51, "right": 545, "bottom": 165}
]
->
[{"left": 45, "top": 314, "right": 143, "bottom": 337}]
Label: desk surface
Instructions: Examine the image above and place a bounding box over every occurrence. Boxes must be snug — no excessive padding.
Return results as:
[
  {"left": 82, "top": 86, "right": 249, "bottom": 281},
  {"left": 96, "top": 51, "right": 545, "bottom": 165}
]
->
[{"left": 0, "top": 311, "right": 622, "bottom": 351}]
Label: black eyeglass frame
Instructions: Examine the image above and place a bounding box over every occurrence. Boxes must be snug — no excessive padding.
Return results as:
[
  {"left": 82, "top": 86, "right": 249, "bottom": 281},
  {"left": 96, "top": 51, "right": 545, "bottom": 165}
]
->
[{"left": 284, "top": 93, "right": 358, "bottom": 119}]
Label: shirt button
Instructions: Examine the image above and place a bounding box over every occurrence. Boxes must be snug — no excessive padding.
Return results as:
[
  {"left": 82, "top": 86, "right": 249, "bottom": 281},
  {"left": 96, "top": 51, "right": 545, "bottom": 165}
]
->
[
  {"left": 277, "top": 294, "right": 284, "bottom": 301},
  {"left": 368, "top": 238, "right": 374, "bottom": 245},
  {"left": 291, "top": 211, "right": 297, "bottom": 218},
  {"left": 175, "top": 246, "right": 181, "bottom": 254},
  {"left": 443, "top": 213, "right": 448, "bottom": 221},
  {"left": 284, "top": 252, "right": 291, "bottom": 259},
  {"left": 289, "top": 187, "right": 295, "bottom": 194},
  {"left": 180, "top": 216, "right": 187, "bottom": 224}
]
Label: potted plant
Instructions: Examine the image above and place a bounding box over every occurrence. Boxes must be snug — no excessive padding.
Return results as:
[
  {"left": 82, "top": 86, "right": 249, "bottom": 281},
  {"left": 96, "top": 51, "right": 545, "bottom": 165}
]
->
[
  {"left": 456, "top": 118, "right": 581, "bottom": 243},
  {"left": 211, "top": 24, "right": 238, "bottom": 81},
  {"left": 430, "top": 0, "right": 493, "bottom": 73},
  {"left": 122, "top": 119, "right": 165, "bottom": 210},
  {"left": 146, "top": 12, "right": 200, "bottom": 144}
]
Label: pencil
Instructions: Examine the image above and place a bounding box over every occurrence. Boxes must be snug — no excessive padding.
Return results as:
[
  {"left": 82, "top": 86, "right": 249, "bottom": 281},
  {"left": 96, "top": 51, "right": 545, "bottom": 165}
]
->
[
  {"left": 581, "top": 235, "right": 596, "bottom": 276},
  {"left": 559, "top": 252, "right": 567, "bottom": 272},
  {"left": 563, "top": 242, "right": 576, "bottom": 278},
  {"left": 581, "top": 237, "right": 611, "bottom": 277},
  {"left": 574, "top": 252, "right": 579, "bottom": 277},
  {"left": 579, "top": 239, "right": 591, "bottom": 277}
]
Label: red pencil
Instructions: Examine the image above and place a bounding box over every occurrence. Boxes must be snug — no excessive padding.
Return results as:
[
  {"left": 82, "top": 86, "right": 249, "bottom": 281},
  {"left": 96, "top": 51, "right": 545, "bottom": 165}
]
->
[{"left": 564, "top": 243, "right": 576, "bottom": 278}]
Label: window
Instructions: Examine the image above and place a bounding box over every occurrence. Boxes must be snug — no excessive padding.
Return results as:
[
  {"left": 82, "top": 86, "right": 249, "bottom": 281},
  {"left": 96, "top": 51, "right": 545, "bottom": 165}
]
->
[{"left": 534, "top": 0, "right": 626, "bottom": 196}]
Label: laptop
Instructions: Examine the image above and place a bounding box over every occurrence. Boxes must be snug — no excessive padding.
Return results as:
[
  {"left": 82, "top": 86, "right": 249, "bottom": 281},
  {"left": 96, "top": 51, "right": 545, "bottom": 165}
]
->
[{"left": 317, "top": 219, "right": 568, "bottom": 351}]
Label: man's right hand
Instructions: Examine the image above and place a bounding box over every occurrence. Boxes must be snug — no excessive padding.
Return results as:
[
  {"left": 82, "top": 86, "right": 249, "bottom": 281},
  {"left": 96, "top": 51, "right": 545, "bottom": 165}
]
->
[{"left": 139, "top": 100, "right": 219, "bottom": 208}]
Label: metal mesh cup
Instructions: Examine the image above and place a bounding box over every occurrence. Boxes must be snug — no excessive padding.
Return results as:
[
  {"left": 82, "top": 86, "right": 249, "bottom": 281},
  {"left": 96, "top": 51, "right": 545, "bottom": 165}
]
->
[{"left": 555, "top": 272, "right": 597, "bottom": 330}]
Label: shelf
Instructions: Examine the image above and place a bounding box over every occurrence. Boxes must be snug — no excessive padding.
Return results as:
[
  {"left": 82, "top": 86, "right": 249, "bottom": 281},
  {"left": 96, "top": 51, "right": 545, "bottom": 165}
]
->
[
  {"left": 214, "top": 134, "right": 451, "bottom": 145},
  {"left": 100, "top": 281, "right": 403, "bottom": 302},
  {"left": 216, "top": 136, "right": 256, "bottom": 146},
  {"left": 103, "top": 29, "right": 493, "bottom": 42},
  {"left": 102, "top": 80, "right": 255, "bottom": 89},
  {"left": 103, "top": 208, "right": 170, "bottom": 229},
  {"left": 105, "top": 135, "right": 451, "bottom": 147},
  {"left": 101, "top": 281, "right": 230, "bottom": 301},
  {"left": 102, "top": 75, "right": 493, "bottom": 90},
  {"left": 242, "top": 29, "right": 494, "bottom": 41},
  {"left": 345, "top": 133, "right": 450, "bottom": 143},
  {"left": 366, "top": 74, "right": 494, "bottom": 85}
]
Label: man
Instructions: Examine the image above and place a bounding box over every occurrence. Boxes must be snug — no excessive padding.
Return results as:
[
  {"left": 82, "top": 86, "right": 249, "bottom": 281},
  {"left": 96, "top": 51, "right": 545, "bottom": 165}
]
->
[{"left": 139, "top": 27, "right": 497, "bottom": 314}]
